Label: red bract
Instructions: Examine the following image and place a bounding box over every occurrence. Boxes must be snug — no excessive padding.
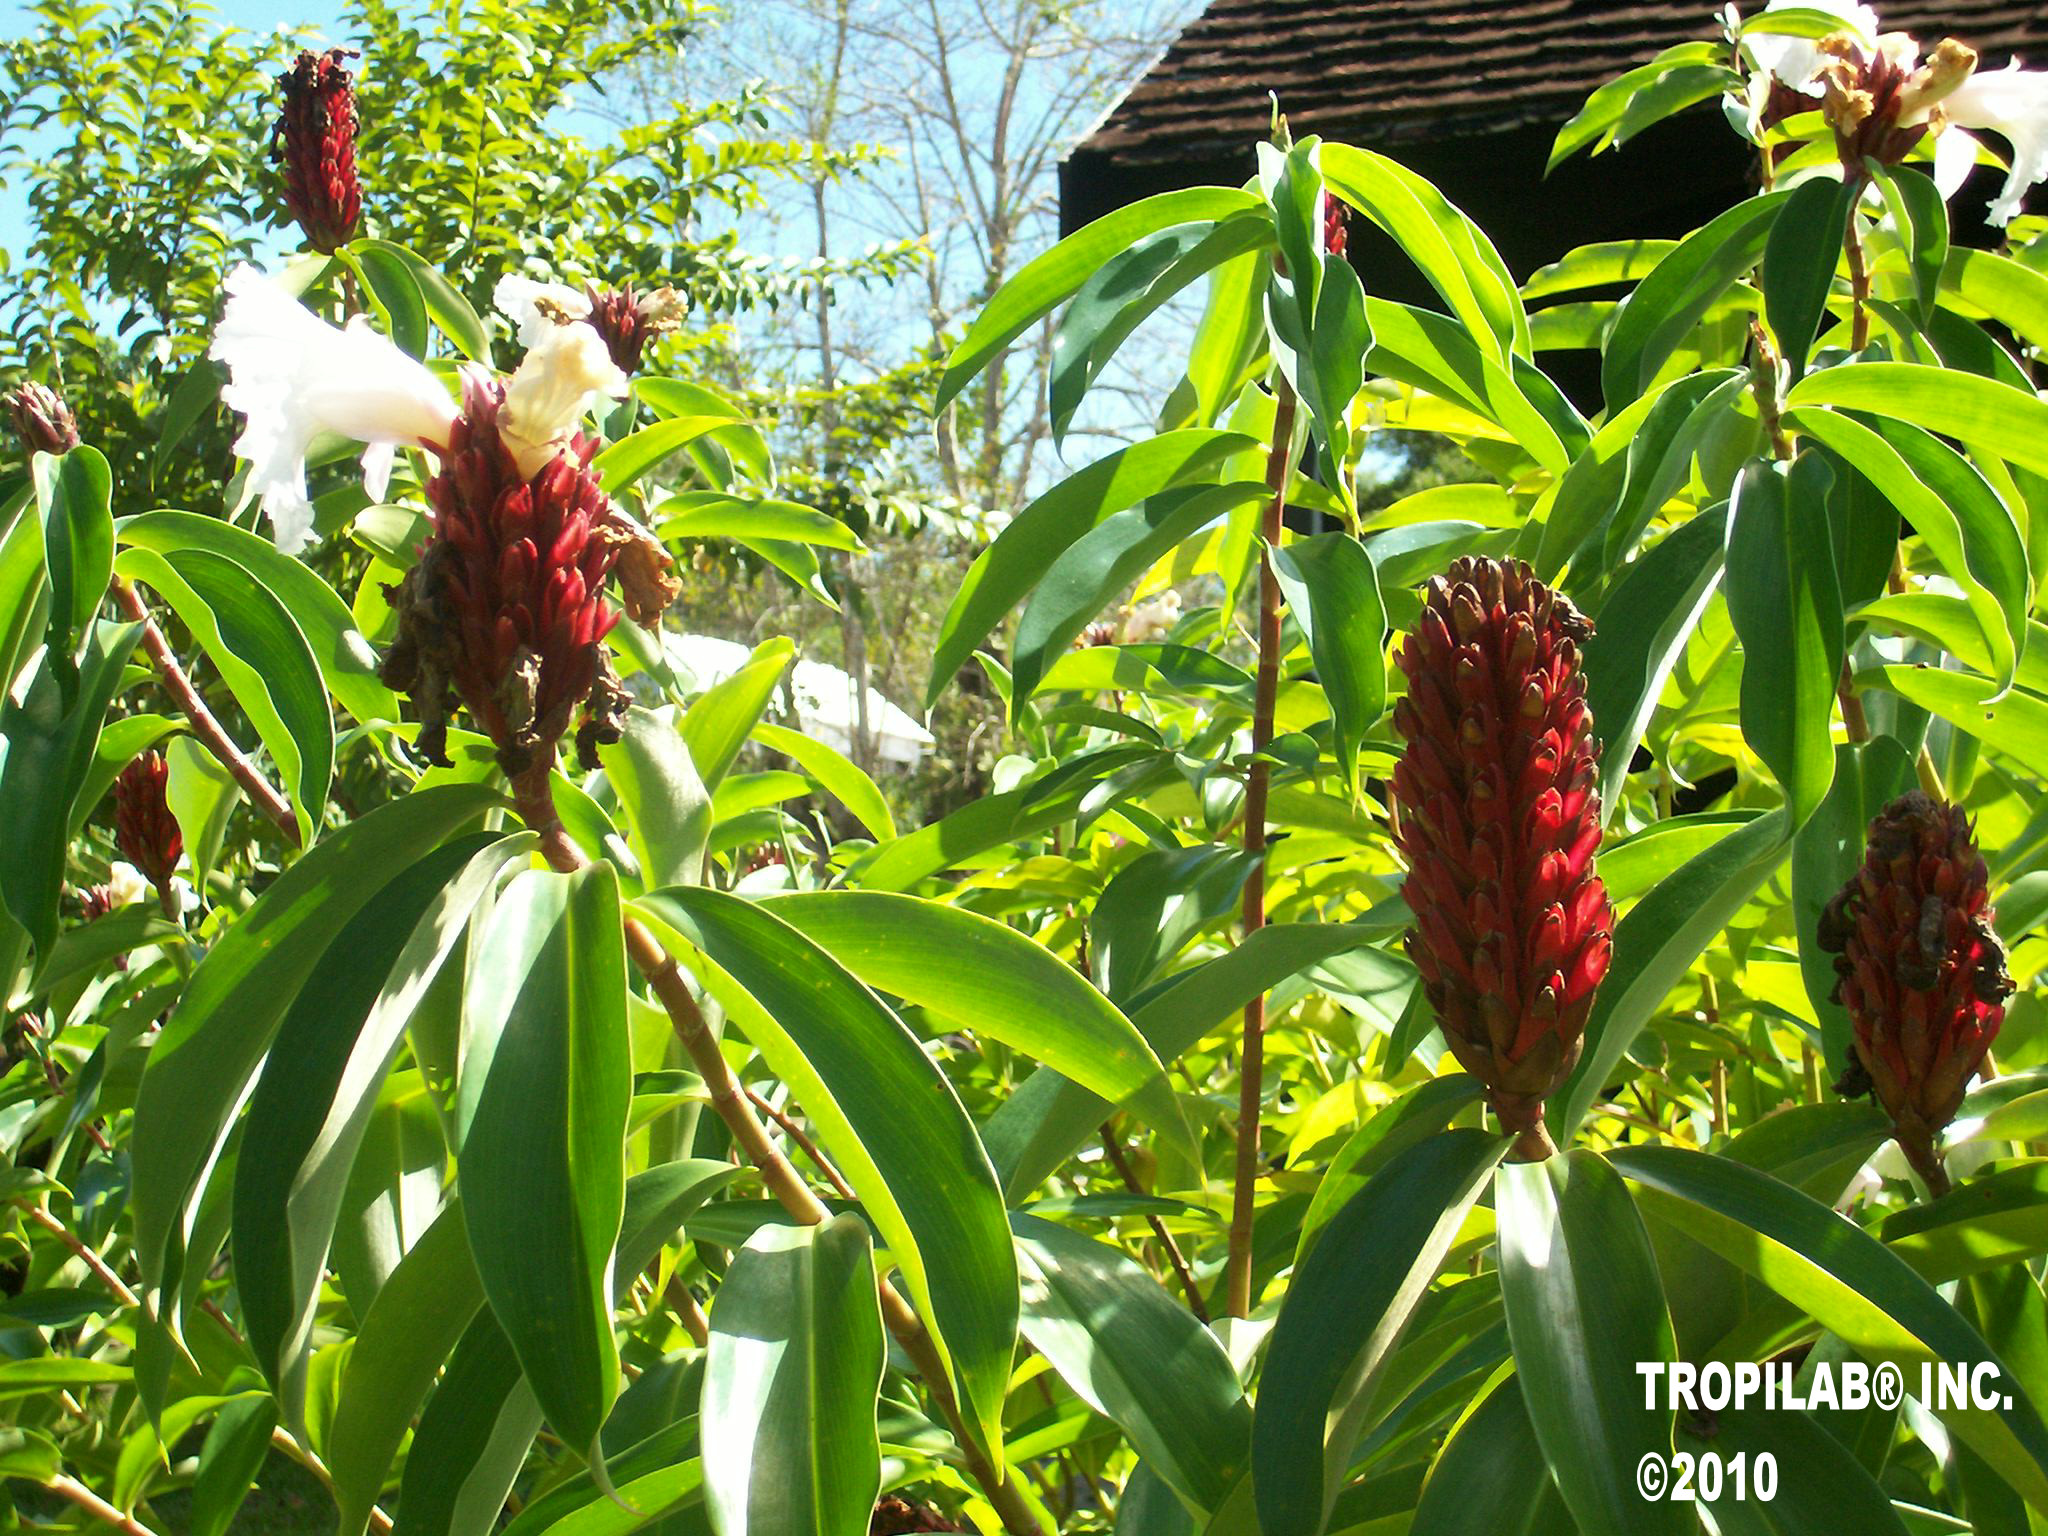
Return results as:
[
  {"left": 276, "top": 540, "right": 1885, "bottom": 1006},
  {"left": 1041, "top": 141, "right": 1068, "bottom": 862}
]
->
[
  {"left": 1391, "top": 557, "right": 1613, "bottom": 1155},
  {"left": 273, "top": 48, "right": 362, "bottom": 253},
  {"left": 380, "top": 369, "right": 630, "bottom": 776},
  {"left": 114, "top": 752, "right": 182, "bottom": 890},
  {"left": 1322, "top": 192, "right": 1349, "bottom": 260},
  {"left": 1819, "top": 792, "right": 2011, "bottom": 1183},
  {"left": 6, "top": 382, "right": 78, "bottom": 455}
]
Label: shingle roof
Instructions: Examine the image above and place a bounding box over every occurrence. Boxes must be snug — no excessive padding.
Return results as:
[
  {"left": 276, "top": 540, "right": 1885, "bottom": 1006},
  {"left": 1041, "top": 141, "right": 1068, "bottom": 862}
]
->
[{"left": 1081, "top": 0, "right": 2048, "bottom": 163}]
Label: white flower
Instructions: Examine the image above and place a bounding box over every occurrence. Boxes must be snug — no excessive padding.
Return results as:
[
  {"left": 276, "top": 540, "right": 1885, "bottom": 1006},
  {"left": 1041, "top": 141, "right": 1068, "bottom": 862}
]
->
[
  {"left": 1745, "top": 0, "right": 1878, "bottom": 94},
  {"left": 499, "top": 321, "right": 629, "bottom": 478},
  {"left": 493, "top": 272, "right": 592, "bottom": 350},
  {"left": 105, "top": 861, "right": 151, "bottom": 909},
  {"left": 211, "top": 264, "right": 459, "bottom": 553},
  {"left": 1942, "top": 62, "right": 2048, "bottom": 224}
]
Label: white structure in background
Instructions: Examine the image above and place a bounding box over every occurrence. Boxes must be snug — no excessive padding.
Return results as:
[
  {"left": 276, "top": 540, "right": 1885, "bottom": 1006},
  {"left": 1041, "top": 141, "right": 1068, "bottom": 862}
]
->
[{"left": 659, "top": 633, "right": 934, "bottom": 769}]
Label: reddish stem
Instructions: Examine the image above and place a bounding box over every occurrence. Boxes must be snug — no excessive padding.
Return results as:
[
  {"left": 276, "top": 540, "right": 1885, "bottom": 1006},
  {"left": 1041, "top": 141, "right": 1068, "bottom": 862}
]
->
[
  {"left": 1225, "top": 376, "right": 1297, "bottom": 1320},
  {"left": 112, "top": 579, "right": 300, "bottom": 844}
]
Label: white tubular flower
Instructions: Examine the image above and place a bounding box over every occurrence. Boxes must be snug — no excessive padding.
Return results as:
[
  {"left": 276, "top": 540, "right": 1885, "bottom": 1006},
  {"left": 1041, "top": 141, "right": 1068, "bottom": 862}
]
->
[
  {"left": 1746, "top": 0, "right": 1879, "bottom": 92},
  {"left": 499, "top": 321, "right": 629, "bottom": 478},
  {"left": 106, "top": 861, "right": 151, "bottom": 909},
  {"left": 1943, "top": 62, "right": 2048, "bottom": 224},
  {"left": 211, "top": 263, "right": 458, "bottom": 553},
  {"left": 493, "top": 272, "right": 592, "bottom": 350}
]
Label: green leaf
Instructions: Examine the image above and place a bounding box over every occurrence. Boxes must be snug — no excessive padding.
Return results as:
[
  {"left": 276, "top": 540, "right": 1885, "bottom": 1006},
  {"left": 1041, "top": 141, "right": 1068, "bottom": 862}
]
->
[
  {"left": 1861, "top": 664, "right": 2048, "bottom": 771},
  {"left": 1582, "top": 505, "right": 1728, "bottom": 816},
  {"left": 633, "top": 378, "right": 771, "bottom": 486},
  {"left": 1051, "top": 216, "right": 1275, "bottom": 446},
  {"left": 594, "top": 417, "right": 749, "bottom": 495},
  {"left": 33, "top": 445, "right": 113, "bottom": 664},
  {"left": 130, "top": 784, "right": 497, "bottom": 1292},
  {"left": 1297, "top": 1076, "right": 1484, "bottom": 1263},
  {"left": 634, "top": 889, "right": 1017, "bottom": 1460},
  {"left": 461, "top": 864, "right": 631, "bottom": 1454},
  {"left": 1883, "top": 1164, "right": 2048, "bottom": 1280},
  {"left": 1411, "top": 1371, "right": 1567, "bottom": 1536},
  {"left": 926, "top": 431, "right": 1257, "bottom": 708},
  {"left": 328, "top": 1203, "right": 483, "bottom": 1536},
  {"left": 985, "top": 921, "right": 1387, "bottom": 1198},
  {"left": 395, "top": 1310, "right": 545, "bottom": 1536},
  {"left": 1873, "top": 166, "right": 1948, "bottom": 325},
  {"left": 761, "top": 890, "right": 1184, "bottom": 1155},
  {"left": 1322, "top": 144, "right": 1530, "bottom": 361},
  {"left": 703, "top": 1215, "right": 884, "bottom": 1536},
  {"left": 164, "top": 735, "right": 241, "bottom": 892},
  {"left": 154, "top": 363, "right": 224, "bottom": 475},
  {"left": 1604, "top": 191, "right": 1789, "bottom": 409},
  {"left": 1555, "top": 811, "right": 1789, "bottom": 1140},
  {"left": 1763, "top": 175, "right": 1852, "bottom": 380},
  {"left": 1679, "top": 1404, "right": 1910, "bottom": 1536},
  {"left": 600, "top": 705, "right": 710, "bottom": 891},
  {"left": 0, "top": 620, "right": 140, "bottom": 958},
  {"left": 937, "top": 186, "right": 1264, "bottom": 414},
  {"left": 751, "top": 722, "right": 893, "bottom": 841},
  {"left": 233, "top": 834, "right": 525, "bottom": 1417},
  {"left": 188, "top": 1394, "right": 278, "bottom": 1536},
  {"left": 1011, "top": 482, "right": 1270, "bottom": 710},
  {"left": 1943, "top": 246, "right": 2048, "bottom": 356},
  {"left": 1363, "top": 301, "right": 1569, "bottom": 476},
  {"left": 1723, "top": 455, "right": 1844, "bottom": 827},
  {"left": 118, "top": 509, "right": 397, "bottom": 727},
  {"left": 1090, "top": 844, "right": 1256, "bottom": 1004},
  {"left": 1014, "top": 1213, "right": 1250, "bottom": 1514},
  {"left": 1497, "top": 1152, "right": 1685, "bottom": 1536},
  {"left": 653, "top": 492, "right": 858, "bottom": 551},
  {"left": 349, "top": 243, "right": 430, "bottom": 358},
  {"left": 1786, "top": 362, "right": 2048, "bottom": 479},
  {"left": 1610, "top": 1144, "right": 2048, "bottom": 1510},
  {"left": 1270, "top": 531, "right": 1385, "bottom": 790},
  {"left": 356, "top": 240, "right": 489, "bottom": 361},
  {"left": 1253, "top": 1128, "right": 1509, "bottom": 1536},
  {"left": 1548, "top": 43, "right": 1735, "bottom": 170},
  {"left": 0, "top": 480, "right": 47, "bottom": 697},
  {"left": 115, "top": 544, "right": 333, "bottom": 841},
  {"left": 1787, "top": 408, "right": 2030, "bottom": 693},
  {"left": 502, "top": 1421, "right": 710, "bottom": 1536},
  {"left": 682, "top": 637, "right": 794, "bottom": 790}
]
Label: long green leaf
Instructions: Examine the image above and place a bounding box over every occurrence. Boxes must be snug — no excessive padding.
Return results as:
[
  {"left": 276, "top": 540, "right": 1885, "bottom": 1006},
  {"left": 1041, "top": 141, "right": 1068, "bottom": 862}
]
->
[
  {"left": 115, "top": 544, "right": 333, "bottom": 841},
  {"left": 761, "top": 890, "right": 1184, "bottom": 1155},
  {"left": 1014, "top": 1213, "right": 1250, "bottom": 1514},
  {"left": 130, "top": 784, "right": 496, "bottom": 1292},
  {"left": 1611, "top": 1144, "right": 2048, "bottom": 1511},
  {"left": 634, "top": 888, "right": 1018, "bottom": 1459},
  {"left": 1723, "top": 455, "right": 1844, "bottom": 827},
  {"left": 1497, "top": 1152, "right": 1685, "bottom": 1536},
  {"left": 460, "top": 864, "right": 631, "bottom": 1454},
  {"left": 1762, "top": 175, "right": 1852, "bottom": 380},
  {"left": 33, "top": 445, "right": 112, "bottom": 664},
  {"left": 1787, "top": 361, "right": 2048, "bottom": 478},
  {"left": 682, "top": 637, "right": 794, "bottom": 789},
  {"left": 750, "top": 722, "right": 894, "bottom": 841},
  {"left": 1253, "top": 1128, "right": 1508, "bottom": 1536},
  {"left": 1555, "top": 811, "right": 1789, "bottom": 1140},
  {"left": 926, "top": 431, "right": 1257, "bottom": 706},
  {"left": 1411, "top": 1370, "right": 1568, "bottom": 1536},
  {"left": 1270, "top": 531, "right": 1385, "bottom": 790},
  {"left": 937, "top": 187, "right": 1264, "bottom": 414},
  {"left": 394, "top": 1310, "right": 544, "bottom": 1536},
  {"left": 703, "top": 1216, "right": 884, "bottom": 1536},
  {"left": 1862, "top": 664, "right": 2048, "bottom": 771}
]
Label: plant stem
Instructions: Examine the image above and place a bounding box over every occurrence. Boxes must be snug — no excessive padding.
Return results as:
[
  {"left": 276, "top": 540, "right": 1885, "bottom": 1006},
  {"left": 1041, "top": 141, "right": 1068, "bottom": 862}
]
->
[
  {"left": 746, "top": 1085, "right": 855, "bottom": 1200},
  {"left": 1845, "top": 191, "right": 1872, "bottom": 352},
  {"left": 509, "top": 765, "right": 1048, "bottom": 1536},
  {"left": 111, "top": 578, "right": 300, "bottom": 844},
  {"left": 1099, "top": 1121, "right": 1207, "bottom": 1322},
  {"left": 1225, "top": 375, "right": 1297, "bottom": 1321},
  {"left": 45, "top": 1473, "right": 162, "bottom": 1536}
]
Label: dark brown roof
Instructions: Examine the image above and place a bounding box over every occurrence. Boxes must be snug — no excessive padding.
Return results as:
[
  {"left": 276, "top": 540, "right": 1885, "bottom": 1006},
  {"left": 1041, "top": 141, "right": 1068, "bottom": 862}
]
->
[{"left": 1081, "top": 0, "right": 2048, "bottom": 164}]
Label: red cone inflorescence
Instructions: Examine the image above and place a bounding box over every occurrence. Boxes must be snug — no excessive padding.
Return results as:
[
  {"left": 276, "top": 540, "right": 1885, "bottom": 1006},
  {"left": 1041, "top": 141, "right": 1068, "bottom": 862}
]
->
[
  {"left": 581, "top": 282, "right": 684, "bottom": 375},
  {"left": 1818, "top": 791, "right": 2012, "bottom": 1189},
  {"left": 6, "top": 381, "right": 78, "bottom": 455},
  {"left": 273, "top": 48, "right": 362, "bottom": 253},
  {"left": 114, "top": 752, "right": 182, "bottom": 891},
  {"left": 379, "top": 370, "right": 632, "bottom": 775},
  {"left": 1392, "top": 557, "right": 1613, "bottom": 1156},
  {"left": 1322, "top": 191, "right": 1349, "bottom": 260}
]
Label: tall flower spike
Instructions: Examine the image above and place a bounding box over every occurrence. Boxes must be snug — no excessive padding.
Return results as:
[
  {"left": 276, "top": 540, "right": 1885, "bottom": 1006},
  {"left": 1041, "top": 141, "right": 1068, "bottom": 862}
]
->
[
  {"left": 1818, "top": 792, "right": 2011, "bottom": 1193},
  {"left": 273, "top": 48, "right": 362, "bottom": 253},
  {"left": 1391, "top": 557, "right": 1614, "bottom": 1158},
  {"left": 6, "top": 381, "right": 78, "bottom": 456},
  {"left": 378, "top": 368, "right": 628, "bottom": 776},
  {"left": 114, "top": 752, "right": 183, "bottom": 895}
]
